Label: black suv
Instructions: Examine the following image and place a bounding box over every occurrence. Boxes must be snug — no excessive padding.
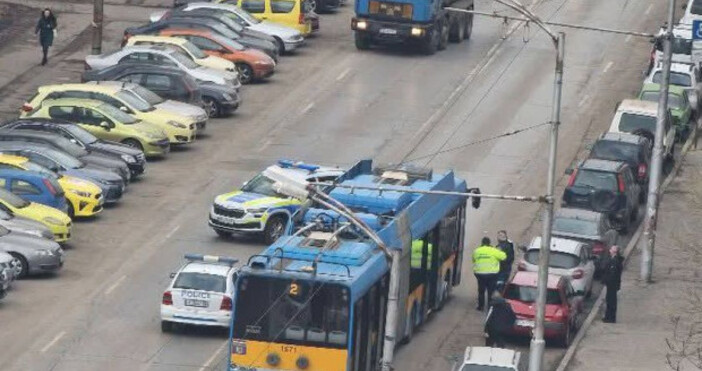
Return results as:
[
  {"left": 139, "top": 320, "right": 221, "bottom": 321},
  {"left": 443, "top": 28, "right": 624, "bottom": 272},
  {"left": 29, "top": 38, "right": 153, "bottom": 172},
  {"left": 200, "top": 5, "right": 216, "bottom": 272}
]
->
[
  {"left": 562, "top": 159, "right": 641, "bottom": 232},
  {"left": 588, "top": 132, "right": 652, "bottom": 199}
]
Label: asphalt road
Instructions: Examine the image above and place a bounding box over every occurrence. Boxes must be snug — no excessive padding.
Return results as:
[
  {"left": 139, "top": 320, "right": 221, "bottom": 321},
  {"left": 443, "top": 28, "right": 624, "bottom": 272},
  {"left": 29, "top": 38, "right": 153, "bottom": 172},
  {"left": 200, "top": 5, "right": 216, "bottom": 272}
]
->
[{"left": 0, "top": 0, "right": 667, "bottom": 370}]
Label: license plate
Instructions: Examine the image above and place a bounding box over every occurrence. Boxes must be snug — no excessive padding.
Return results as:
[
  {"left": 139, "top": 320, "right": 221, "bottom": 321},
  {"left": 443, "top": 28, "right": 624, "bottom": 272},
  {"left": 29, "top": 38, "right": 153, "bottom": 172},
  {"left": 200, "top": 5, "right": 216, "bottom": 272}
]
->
[
  {"left": 379, "top": 28, "right": 397, "bottom": 35},
  {"left": 516, "top": 319, "right": 535, "bottom": 328},
  {"left": 184, "top": 299, "right": 208, "bottom": 308}
]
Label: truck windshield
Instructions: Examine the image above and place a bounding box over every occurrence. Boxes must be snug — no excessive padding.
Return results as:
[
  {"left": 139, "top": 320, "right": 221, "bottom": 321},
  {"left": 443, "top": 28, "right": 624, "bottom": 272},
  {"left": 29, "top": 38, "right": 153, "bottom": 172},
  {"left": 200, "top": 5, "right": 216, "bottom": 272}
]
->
[{"left": 233, "top": 275, "right": 350, "bottom": 349}]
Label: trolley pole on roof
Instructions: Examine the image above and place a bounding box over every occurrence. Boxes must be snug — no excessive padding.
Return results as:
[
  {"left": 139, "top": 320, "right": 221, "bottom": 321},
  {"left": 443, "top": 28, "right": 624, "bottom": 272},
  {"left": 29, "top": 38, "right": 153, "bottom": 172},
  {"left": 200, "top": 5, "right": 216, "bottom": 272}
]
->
[
  {"left": 91, "top": 0, "right": 104, "bottom": 54},
  {"left": 642, "top": 0, "right": 676, "bottom": 283}
]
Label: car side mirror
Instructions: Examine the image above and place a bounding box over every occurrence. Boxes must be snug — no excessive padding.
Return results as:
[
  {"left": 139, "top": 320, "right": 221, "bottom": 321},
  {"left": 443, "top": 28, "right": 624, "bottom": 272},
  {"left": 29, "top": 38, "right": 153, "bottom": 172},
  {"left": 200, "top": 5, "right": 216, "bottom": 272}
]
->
[
  {"left": 170, "top": 272, "right": 176, "bottom": 278},
  {"left": 119, "top": 106, "right": 129, "bottom": 113},
  {"left": 242, "top": 181, "right": 248, "bottom": 187},
  {"left": 564, "top": 168, "right": 573, "bottom": 175},
  {"left": 99, "top": 121, "right": 112, "bottom": 130}
]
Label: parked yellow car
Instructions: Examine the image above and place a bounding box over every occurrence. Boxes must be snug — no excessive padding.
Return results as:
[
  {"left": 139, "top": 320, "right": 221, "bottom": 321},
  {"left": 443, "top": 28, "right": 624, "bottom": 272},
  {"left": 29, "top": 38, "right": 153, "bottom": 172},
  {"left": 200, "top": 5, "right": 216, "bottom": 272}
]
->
[
  {"left": 0, "top": 187, "right": 72, "bottom": 243},
  {"left": 125, "top": 35, "right": 237, "bottom": 73},
  {"left": 21, "top": 84, "right": 197, "bottom": 145},
  {"left": 28, "top": 98, "right": 171, "bottom": 158},
  {"left": 220, "top": 0, "right": 312, "bottom": 35},
  {"left": 0, "top": 154, "right": 104, "bottom": 218}
]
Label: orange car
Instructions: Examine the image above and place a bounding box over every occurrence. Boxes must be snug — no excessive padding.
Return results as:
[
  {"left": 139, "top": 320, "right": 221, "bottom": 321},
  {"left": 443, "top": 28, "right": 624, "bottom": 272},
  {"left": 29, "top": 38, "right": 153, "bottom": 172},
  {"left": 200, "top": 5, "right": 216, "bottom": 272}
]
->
[{"left": 159, "top": 29, "right": 276, "bottom": 84}]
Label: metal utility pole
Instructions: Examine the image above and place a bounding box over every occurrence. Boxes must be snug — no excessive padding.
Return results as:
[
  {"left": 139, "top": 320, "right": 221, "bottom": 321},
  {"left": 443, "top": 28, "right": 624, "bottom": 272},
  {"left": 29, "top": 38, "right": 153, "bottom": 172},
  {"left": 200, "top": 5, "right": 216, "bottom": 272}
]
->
[
  {"left": 91, "top": 0, "right": 104, "bottom": 55},
  {"left": 641, "top": 0, "right": 675, "bottom": 283}
]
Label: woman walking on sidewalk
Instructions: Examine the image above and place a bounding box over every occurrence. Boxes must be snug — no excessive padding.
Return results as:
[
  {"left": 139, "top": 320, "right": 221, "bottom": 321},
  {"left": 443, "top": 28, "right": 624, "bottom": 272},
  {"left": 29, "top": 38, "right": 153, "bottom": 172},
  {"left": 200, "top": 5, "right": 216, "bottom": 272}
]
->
[{"left": 35, "top": 8, "right": 57, "bottom": 66}]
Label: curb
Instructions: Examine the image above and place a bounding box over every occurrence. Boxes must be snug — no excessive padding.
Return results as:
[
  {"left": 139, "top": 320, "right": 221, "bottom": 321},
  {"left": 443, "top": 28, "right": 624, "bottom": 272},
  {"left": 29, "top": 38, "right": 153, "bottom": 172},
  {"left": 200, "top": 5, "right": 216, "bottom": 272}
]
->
[{"left": 554, "top": 124, "right": 699, "bottom": 371}]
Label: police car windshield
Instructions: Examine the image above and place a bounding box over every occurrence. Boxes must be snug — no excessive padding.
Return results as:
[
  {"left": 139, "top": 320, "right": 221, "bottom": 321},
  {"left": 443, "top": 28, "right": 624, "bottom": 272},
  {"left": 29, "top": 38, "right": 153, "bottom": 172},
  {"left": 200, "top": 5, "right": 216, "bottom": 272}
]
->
[
  {"left": 553, "top": 217, "right": 599, "bottom": 237},
  {"left": 505, "top": 285, "right": 561, "bottom": 305},
  {"left": 525, "top": 250, "right": 580, "bottom": 270},
  {"left": 241, "top": 173, "right": 283, "bottom": 197},
  {"left": 460, "top": 366, "right": 515, "bottom": 371},
  {"left": 174, "top": 272, "right": 226, "bottom": 292}
]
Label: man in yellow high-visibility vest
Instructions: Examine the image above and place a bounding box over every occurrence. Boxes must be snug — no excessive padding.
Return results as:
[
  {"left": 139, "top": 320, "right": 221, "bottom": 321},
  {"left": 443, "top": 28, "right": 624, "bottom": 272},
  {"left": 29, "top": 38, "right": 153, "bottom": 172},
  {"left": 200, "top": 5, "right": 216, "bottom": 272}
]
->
[{"left": 472, "top": 237, "right": 506, "bottom": 311}]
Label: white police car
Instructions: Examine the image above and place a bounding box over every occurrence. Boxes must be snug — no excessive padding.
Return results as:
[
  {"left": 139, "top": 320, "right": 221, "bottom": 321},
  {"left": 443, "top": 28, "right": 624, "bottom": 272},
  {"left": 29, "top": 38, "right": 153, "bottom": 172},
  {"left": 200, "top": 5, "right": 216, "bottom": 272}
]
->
[{"left": 161, "top": 254, "right": 239, "bottom": 332}]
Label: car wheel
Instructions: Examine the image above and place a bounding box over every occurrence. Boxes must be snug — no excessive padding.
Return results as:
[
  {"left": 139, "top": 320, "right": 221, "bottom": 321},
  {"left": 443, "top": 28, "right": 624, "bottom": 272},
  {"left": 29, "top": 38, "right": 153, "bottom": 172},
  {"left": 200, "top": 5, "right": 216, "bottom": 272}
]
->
[
  {"left": 214, "top": 229, "right": 231, "bottom": 238},
  {"left": 559, "top": 322, "right": 572, "bottom": 348},
  {"left": 67, "top": 202, "right": 75, "bottom": 219},
  {"left": 273, "top": 37, "right": 285, "bottom": 55},
  {"left": 161, "top": 320, "right": 173, "bottom": 333},
  {"left": 202, "top": 97, "right": 221, "bottom": 118},
  {"left": 121, "top": 138, "right": 144, "bottom": 152},
  {"left": 236, "top": 63, "right": 254, "bottom": 84},
  {"left": 9, "top": 253, "right": 28, "bottom": 278},
  {"left": 263, "top": 215, "right": 287, "bottom": 245}
]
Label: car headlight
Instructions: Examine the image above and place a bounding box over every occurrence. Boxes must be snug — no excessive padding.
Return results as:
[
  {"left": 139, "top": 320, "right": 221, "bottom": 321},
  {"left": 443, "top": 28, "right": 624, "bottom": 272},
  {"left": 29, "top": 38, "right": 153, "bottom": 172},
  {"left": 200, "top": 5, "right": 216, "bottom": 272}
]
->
[
  {"left": 222, "top": 93, "right": 232, "bottom": 101},
  {"left": 69, "top": 189, "right": 91, "bottom": 198},
  {"left": 36, "top": 249, "right": 54, "bottom": 257},
  {"left": 43, "top": 217, "right": 64, "bottom": 226},
  {"left": 167, "top": 120, "right": 187, "bottom": 129},
  {"left": 121, "top": 154, "right": 137, "bottom": 163},
  {"left": 247, "top": 207, "right": 268, "bottom": 215}
]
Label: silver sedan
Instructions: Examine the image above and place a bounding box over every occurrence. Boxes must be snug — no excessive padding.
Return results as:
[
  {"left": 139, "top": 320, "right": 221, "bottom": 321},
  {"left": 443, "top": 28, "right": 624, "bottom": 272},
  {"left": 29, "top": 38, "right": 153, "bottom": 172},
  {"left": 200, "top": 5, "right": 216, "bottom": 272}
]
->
[{"left": 0, "top": 225, "right": 63, "bottom": 278}]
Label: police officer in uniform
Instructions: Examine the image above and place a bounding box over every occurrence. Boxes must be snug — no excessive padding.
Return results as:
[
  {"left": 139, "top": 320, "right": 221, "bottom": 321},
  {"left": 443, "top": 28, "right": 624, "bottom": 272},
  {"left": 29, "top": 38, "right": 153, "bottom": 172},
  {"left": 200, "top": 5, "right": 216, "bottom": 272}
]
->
[
  {"left": 602, "top": 245, "right": 624, "bottom": 323},
  {"left": 472, "top": 237, "right": 506, "bottom": 311}
]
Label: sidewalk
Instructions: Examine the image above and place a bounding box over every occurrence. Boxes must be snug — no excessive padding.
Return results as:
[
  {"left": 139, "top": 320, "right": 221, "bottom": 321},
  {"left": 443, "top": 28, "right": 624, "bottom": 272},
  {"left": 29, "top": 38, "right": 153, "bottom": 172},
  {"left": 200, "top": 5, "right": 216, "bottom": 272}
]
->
[{"left": 567, "top": 150, "right": 702, "bottom": 371}]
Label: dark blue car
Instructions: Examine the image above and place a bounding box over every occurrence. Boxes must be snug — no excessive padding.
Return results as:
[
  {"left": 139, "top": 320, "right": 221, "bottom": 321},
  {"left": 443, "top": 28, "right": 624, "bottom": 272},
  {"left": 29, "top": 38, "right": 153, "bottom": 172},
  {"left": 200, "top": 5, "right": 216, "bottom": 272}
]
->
[{"left": 0, "top": 170, "right": 68, "bottom": 214}]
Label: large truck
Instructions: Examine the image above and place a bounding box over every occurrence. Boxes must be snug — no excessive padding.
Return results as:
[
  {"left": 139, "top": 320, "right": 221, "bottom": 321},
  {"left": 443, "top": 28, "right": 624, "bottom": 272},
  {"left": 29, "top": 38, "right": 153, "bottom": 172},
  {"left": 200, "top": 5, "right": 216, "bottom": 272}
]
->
[{"left": 351, "top": 0, "right": 474, "bottom": 54}]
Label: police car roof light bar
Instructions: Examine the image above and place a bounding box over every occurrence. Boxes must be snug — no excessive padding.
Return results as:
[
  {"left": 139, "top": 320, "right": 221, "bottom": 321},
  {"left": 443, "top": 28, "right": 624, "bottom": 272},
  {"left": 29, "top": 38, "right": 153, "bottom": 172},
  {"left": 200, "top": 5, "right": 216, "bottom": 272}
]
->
[
  {"left": 278, "top": 159, "right": 320, "bottom": 172},
  {"left": 184, "top": 253, "right": 239, "bottom": 266}
]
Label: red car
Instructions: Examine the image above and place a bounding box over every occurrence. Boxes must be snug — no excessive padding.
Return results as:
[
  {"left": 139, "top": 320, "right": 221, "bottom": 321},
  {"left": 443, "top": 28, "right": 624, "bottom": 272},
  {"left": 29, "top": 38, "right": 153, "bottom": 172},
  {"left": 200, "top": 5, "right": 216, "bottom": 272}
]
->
[{"left": 504, "top": 271, "right": 584, "bottom": 347}]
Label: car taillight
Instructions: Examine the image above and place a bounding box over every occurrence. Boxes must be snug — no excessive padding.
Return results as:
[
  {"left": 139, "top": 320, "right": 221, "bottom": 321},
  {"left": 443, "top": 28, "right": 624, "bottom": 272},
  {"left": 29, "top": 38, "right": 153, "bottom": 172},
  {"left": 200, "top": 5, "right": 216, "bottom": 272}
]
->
[
  {"left": 43, "top": 179, "right": 57, "bottom": 196},
  {"left": 592, "top": 241, "right": 605, "bottom": 255},
  {"left": 162, "top": 291, "right": 173, "bottom": 305},
  {"left": 299, "top": 12, "right": 305, "bottom": 24},
  {"left": 517, "top": 261, "right": 527, "bottom": 271},
  {"left": 638, "top": 163, "right": 647, "bottom": 179},
  {"left": 20, "top": 103, "right": 33, "bottom": 113},
  {"left": 567, "top": 169, "right": 578, "bottom": 186},
  {"left": 220, "top": 295, "right": 232, "bottom": 311},
  {"left": 571, "top": 269, "right": 584, "bottom": 279},
  {"left": 617, "top": 174, "right": 626, "bottom": 192}
]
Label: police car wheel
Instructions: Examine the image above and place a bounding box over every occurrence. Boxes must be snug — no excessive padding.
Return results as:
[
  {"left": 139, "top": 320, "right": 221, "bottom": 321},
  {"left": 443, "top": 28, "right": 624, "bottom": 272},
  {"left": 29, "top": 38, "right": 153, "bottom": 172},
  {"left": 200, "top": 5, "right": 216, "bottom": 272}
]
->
[
  {"left": 161, "top": 320, "right": 173, "bottom": 333},
  {"left": 263, "top": 216, "right": 287, "bottom": 245}
]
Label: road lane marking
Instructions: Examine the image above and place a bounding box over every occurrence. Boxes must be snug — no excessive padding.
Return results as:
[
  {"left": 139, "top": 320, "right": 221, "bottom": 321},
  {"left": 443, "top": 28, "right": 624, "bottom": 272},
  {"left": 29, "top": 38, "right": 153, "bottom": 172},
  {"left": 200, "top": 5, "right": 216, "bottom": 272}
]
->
[
  {"left": 199, "top": 341, "right": 229, "bottom": 371},
  {"left": 105, "top": 275, "right": 126, "bottom": 296},
  {"left": 41, "top": 331, "right": 66, "bottom": 353},
  {"left": 603, "top": 61, "right": 614, "bottom": 73},
  {"left": 165, "top": 225, "right": 180, "bottom": 239},
  {"left": 579, "top": 94, "right": 590, "bottom": 107},
  {"left": 625, "top": 35, "right": 632, "bottom": 43},
  {"left": 300, "top": 102, "right": 314, "bottom": 115},
  {"left": 336, "top": 67, "right": 351, "bottom": 81},
  {"left": 645, "top": 4, "right": 653, "bottom": 15}
]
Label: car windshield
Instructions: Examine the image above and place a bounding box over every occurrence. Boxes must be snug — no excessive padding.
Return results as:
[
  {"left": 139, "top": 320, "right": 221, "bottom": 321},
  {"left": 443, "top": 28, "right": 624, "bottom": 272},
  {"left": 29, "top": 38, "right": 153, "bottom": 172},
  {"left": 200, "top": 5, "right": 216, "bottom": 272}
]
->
[
  {"left": 181, "top": 40, "right": 208, "bottom": 59},
  {"left": 0, "top": 188, "right": 30, "bottom": 208},
  {"left": 214, "top": 34, "right": 245, "bottom": 51},
  {"left": 553, "top": 217, "right": 599, "bottom": 236},
  {"left": 174, "top": 272, "right": 227, "bottom": 292},
  {"left": 656, "top": 37, "right": 692, "bottom": 55},
  {"left": 460, "top": 366, "right": 515, "bottom": 371},
  {"left": 236, "top": 8, "right": 261, "bottom": 24},
  {"left": 64, "top": 125, "right": 98, "bottom": 144},
  {"left": 23, "top": 161, "right": 57, "bottom": 177},
  {"left": 653, "top": 71, "right": 692, "bottom": 87},
  {"left": 505, "top": 285, "right": 561, "bottom": 305},
  {"left": 618, "top": 113, "right": 656, "bottom": 134},
  {"left": 640, "top": 91, "right": 684, "bottom": 109},
  {"left": 573, "top": 169, "right": 618, "bottom": 191},
  {"left": 212, "top": 14, "right": 245, "bottom": 32},
  {"left": 591, "top": 141, "right": 639, "bottom": 164},
  {"left": 241, "top": 173, "right": 283, "bottom": 197},
  {"left": 132, "top": 85, "right": 165, "bottom": 105},
  {"left": 525, "top": 250, "right": 580, "bottom": 269},
  {"left": 116, "top": 90, "right": 154, "bottom": 112},
  {"left": 41, "top": 148, "right": 86, "bottom": 169},
  {"left": 98, "top": 103, "right": 138, "bottom": 124},
  {"left": 169, "top": 50, "right": 200, "bottom": 69}
]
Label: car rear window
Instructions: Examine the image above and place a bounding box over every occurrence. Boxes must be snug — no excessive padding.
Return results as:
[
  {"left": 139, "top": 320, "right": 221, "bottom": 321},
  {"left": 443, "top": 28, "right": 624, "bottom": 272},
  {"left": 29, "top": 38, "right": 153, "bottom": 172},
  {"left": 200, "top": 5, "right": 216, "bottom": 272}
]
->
[
  {"left": 271, "top": 0, "right": 295, "bottom": 13},
  {"left": 524, "top": 250, "right": 580, "bottom": 270},
  {"left": 573, "top": 169, "right": 617, "bottom": 191},
  {"left": 640, "top": 91, "right": 684, "bottom": 109},
  {"left": 591, "top": 141, "right": 639, "bottom": 164},
  {"left": 653, "top": 71, "right": 692, "bottom": 87},
  {"left": 504, "top": 285, "right": 561, "bottom": 305},
  {"left": 656, "top": 37, "right": 692, "bottom": 55},
  {"left": 174, "top": 272, "right": 226, "bottom": 292},
  {"left": 553, "top": 217, "right": 599, "bottom": 236},
  {"left": 618, "top": 113, "right": 656, "bottom": 134}
]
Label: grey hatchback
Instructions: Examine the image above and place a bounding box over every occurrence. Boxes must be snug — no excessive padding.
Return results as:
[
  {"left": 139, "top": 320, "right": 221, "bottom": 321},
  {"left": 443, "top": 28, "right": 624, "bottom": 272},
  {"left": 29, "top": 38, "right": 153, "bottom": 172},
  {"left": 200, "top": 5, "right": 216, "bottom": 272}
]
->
[
  {"left": 0, "top": 224, "right": 63, "bottom": 277},
  {"left": 552, "top": 208, "right": 620, "bottom": 270}
]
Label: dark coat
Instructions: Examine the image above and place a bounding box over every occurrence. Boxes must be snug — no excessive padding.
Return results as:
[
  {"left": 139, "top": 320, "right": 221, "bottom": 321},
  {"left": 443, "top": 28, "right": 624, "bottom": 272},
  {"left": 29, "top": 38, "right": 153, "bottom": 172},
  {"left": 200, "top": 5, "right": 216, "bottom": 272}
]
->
[
  {"left": 497, "top": 239, "right": 515, "bottom": 273},
  {"left": 601, "top": 254, "right": 624, "bottom": 291},
  {"left": 485, "top": 297, "right": 517, "bottom": 333},
  {"left": 36, "top": 15, "right": 57, "bottom": 47}
]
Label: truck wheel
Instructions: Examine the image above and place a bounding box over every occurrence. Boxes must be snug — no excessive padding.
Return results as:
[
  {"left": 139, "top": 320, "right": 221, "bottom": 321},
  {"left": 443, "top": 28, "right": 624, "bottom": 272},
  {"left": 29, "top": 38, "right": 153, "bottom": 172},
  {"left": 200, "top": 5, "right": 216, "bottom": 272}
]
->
[
  {"left": 449, "top": 17, "right": 465, "bottom": 43},
  {"left": 421, "top": 30, "right": 438, "bottom": 55},
  {"left": 438, "top": 20, "right": 449, "bottom": 50},
  {"left": 355, "top": 32, "right": 370, "bottom": 50},
  {"left": 464, "top": 12, "right": 473, "bottom": 40}
]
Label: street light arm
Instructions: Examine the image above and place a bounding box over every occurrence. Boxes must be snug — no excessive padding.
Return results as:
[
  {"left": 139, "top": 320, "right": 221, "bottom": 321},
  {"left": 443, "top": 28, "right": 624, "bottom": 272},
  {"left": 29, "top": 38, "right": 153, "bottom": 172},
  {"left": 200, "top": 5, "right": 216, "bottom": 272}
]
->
[{"left": 493, "top": 0, "right": 558, "bottom": 43}]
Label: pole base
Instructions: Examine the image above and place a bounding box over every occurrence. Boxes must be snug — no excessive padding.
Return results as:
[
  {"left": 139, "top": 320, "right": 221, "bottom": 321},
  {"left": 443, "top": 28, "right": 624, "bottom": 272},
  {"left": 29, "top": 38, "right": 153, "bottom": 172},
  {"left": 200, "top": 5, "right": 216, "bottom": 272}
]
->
[{"left": 528, "top": 338, "right": 546, "bottom": 371}]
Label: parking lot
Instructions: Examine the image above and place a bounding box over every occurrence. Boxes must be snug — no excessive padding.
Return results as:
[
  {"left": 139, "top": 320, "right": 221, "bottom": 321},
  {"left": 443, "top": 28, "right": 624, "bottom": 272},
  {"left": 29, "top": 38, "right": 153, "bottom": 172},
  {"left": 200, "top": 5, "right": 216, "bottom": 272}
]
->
[{"left": 0, "top": 0, "right": 672, "bottom": 370}]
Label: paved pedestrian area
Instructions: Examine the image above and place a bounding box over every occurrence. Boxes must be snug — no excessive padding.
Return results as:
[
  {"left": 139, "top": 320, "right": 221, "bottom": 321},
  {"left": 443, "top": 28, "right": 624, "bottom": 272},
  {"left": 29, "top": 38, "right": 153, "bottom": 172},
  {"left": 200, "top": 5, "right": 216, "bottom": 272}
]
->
[{"left": 567, "top": 150, "right": 702, "bottom": 371}]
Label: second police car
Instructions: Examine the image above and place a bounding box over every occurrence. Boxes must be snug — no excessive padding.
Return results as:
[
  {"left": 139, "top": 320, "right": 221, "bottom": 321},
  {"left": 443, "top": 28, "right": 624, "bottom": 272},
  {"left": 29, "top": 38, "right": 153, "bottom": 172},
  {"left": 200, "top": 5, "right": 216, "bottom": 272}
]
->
[
  {"left": 161, "top": 254, "right": 240, "bottom": 331},
  {"left": 208, "top": 160, "right": 343, "bottom": 244}
]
